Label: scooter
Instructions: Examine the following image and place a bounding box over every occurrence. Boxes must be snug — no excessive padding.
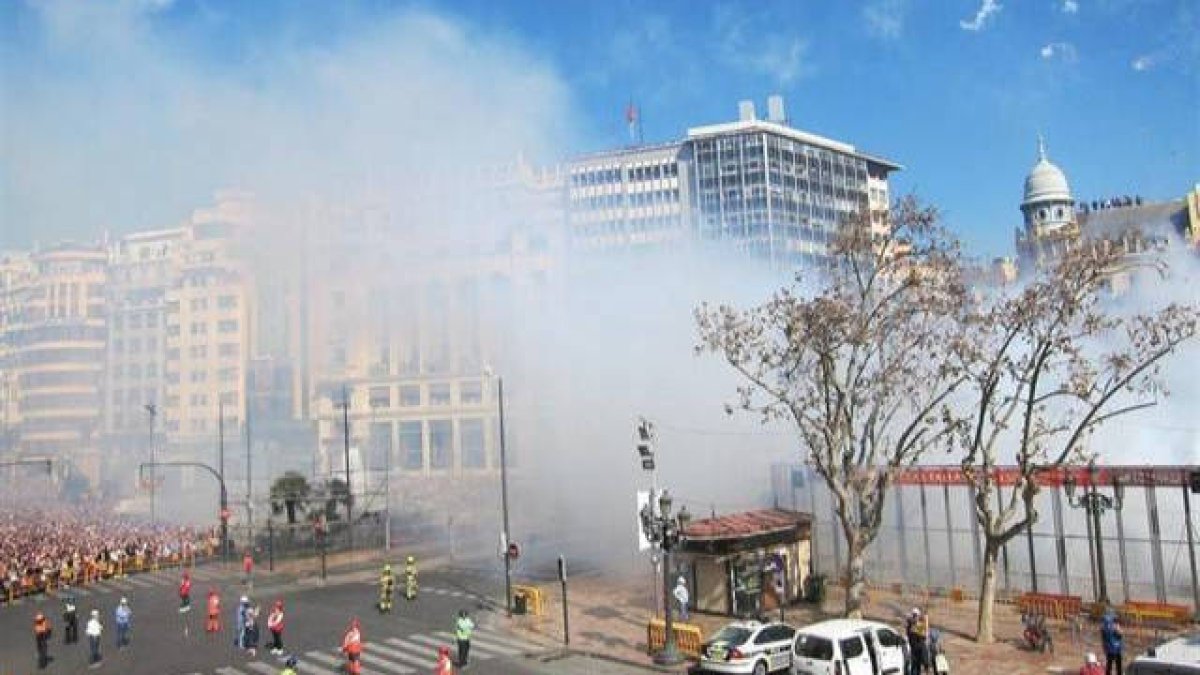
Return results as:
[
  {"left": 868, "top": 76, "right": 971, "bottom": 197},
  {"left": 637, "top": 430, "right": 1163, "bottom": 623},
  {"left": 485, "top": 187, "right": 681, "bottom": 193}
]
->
[{"left": 1021, "top": 611, "right": 1054, "bottom": 654}]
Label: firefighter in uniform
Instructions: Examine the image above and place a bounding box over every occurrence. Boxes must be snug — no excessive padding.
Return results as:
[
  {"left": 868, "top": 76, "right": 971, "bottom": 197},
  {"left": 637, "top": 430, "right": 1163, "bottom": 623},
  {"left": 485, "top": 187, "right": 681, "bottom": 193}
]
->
[
  {"left": 341, "top": 617, "right": 363, "bottom": 675},
  {"left": 34, "top": 612, "right": 53, "bottom": 669},
  {"left": 179, "top": 571, "right": 193, "bottom": 613},
  {"left": 435, "top": 644, "right": 455, "bottom": 674},
  {"left": 378, "top": 564, "right": 395, "bottom": 613},
  {"left": 404, "top": 556, "right": 418, "bottom": 601}
]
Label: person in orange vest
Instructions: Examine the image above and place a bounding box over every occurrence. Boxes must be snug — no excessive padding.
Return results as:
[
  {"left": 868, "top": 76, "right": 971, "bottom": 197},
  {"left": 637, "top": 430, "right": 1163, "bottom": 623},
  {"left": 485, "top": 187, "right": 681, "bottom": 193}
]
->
[
  {"left": 267, "top": 600, "right": 285, "bottom": 655},
  {"left": 341, "top": 617, "right": 363, "bottom": 675},
  {"left": 434, "top": 644, "right": 455, "bottom": 675},
  {"left": 34, "top": 612, "right": 53, "bottom": 669},
  {"left": 179, "top": 571, "right": 193, "bottom": 613},
  {"left": 206, "top": 588, "right": 221, "bottom": 634},
  {"left": 242, "top": 551, "right": 254, "bottom": 586}
]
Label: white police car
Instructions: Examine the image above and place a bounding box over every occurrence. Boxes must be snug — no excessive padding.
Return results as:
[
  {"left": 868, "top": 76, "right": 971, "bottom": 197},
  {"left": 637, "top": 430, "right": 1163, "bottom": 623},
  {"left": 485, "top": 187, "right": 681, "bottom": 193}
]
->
[{"left": 701, "top": 620, "right": 797, "bottom": 674}]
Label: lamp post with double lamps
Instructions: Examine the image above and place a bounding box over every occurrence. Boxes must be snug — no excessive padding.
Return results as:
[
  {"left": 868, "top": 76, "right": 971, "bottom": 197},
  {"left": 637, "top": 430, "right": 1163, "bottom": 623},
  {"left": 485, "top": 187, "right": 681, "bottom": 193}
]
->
[
  {"left": 1064, "top": 461, "right": 1125, "bottom": 605},
  {"left": 639, "top": 489, "right": 691, "bottom": 666}
]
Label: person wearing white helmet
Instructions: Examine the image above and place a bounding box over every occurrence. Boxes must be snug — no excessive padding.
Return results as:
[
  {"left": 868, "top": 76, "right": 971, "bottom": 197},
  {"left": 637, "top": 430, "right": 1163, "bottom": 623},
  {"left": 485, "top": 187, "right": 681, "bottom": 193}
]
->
[{"left": 85, "top": 609, "right": 103, "bottom": 667}]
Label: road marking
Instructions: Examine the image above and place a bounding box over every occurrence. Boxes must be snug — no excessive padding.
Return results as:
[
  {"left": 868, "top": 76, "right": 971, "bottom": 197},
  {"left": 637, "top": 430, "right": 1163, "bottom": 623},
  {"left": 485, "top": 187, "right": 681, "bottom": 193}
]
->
[
  {"left": 360, "top": 653, "right": 415, "bottom": 674},
  {"left": 216, "top": 667, "right": 248, "bottom": 675},
  {"left": 244, "top": 662, "right": 279, "bottom": 674},
  {"left": 123, "top": 576, "right": 158, "bottom": 587},
  {"left": 104, "top": 579, "right": 135, "bottom": 590},
  {"left": 474, "top": 627, "right": 545, "bottom": 650},
  {"left": 368, "top": 640, "right": 433, "bottom": 668},
  {"left": 431, "top": 631, "right": 521, "bottom": 656}
]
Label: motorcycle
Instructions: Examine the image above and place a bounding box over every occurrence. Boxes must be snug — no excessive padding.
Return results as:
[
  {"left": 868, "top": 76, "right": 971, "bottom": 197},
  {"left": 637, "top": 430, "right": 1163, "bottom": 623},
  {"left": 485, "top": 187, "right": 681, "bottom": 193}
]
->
[{"left": 1021, "top": 611, "right": 1054, "bottom": 654}]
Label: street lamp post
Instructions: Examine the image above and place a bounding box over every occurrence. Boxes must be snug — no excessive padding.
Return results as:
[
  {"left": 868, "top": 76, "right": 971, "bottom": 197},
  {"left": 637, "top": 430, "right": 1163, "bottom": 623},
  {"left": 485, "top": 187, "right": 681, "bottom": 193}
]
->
[
  {"left": 1064, "top": 461, "right": 1125, "bottom": 605},
  {"left": 139, "top": 461, "right": 228, "bottom": 559},
  {"left": 485, "top": 369, "right": 514, "bottom": 617},
  {"left": 639, "top": 489, "right": 691, "bottom": 666},
  {"left": 144, "top": 404, "right": 157, "bottom": 524}
]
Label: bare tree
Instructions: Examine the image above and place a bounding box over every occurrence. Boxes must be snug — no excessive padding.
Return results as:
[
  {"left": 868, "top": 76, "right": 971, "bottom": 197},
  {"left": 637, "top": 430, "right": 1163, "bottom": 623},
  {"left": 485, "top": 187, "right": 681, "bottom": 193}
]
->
[
  {"left": 954, "top": 246, "right": 1198, "bottom": 643},
  {"left": 696, "top": 197, "right": 967, "bottom": 616}
]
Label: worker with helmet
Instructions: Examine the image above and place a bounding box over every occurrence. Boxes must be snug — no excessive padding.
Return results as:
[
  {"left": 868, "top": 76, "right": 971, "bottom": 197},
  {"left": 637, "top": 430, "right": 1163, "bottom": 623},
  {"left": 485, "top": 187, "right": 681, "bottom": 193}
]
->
[
  {"left": 404, "top": 555, "right": 418, "bottom": 601},
  {"left": 341, "top": 617, "right": 363, "bottom": 675},
  {"left": 280, "top": 655, "right": 299, "bottom": 675},
  {"left": 435, "top": 644, "right": 455, "bottom": 674},
  {"left": 379, "top": 563, "right": 395, "bottom": 613}
]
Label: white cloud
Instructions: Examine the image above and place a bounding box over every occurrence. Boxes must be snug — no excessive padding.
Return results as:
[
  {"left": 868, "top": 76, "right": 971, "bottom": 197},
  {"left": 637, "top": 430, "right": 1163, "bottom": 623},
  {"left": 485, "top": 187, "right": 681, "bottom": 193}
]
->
[
  {"left": 714, "top": 7, "right": 814, "bottom": 85},
  {"left": 864, "top": 0, "right": 906, "bottom": 40},
  {"left": 1061, "top": 0, "right": 1079, "bottom": 14},
  {"left": 1131, "top": 55, "right": 1154, "bottom": 71},
  {"left": 1039, "top": 42, "right": 1078, "bottom": 62},
  {"left": 960, "top": 0, "right": 1003, "bottom": 31}
]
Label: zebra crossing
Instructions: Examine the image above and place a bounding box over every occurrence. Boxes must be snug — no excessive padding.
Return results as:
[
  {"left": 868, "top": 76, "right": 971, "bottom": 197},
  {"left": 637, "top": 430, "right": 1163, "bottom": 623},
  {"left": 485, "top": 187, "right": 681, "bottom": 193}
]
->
[
  {"left": 60, "top": 565, "right": 226, "bottom": 597},
  {"left": 179, "top": 627, "right": 547, "bottom": 675}
]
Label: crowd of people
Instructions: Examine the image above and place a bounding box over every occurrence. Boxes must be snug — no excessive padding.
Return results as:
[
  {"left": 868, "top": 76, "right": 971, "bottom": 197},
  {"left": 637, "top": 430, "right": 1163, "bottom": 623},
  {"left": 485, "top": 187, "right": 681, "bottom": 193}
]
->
[{"left": 0, "top": 506, "right": 218, "bottom": 602}]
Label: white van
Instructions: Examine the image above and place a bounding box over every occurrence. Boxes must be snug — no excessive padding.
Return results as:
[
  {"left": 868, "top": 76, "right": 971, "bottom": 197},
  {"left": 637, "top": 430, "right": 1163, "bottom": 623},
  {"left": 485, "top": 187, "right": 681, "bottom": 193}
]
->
[
  {"left": 1128, "top": 633, "right": 1200, "bottom": 675},
  {"left": 791, "top": 619, "right": 907, "bottom": 675}
]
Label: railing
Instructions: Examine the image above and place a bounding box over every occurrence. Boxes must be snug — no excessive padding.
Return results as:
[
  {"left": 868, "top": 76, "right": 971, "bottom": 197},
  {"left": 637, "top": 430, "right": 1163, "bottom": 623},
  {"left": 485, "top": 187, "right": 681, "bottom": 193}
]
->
[{"left": 1, "top": 545, "right": 217, "bottom": 606}]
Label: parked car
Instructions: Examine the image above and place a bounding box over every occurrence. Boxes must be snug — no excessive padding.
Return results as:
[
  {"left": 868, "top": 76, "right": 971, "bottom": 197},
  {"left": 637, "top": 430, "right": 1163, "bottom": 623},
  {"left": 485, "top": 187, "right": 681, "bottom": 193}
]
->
[
  {"left": 700, "top": 620, "right": 798, "bottom": 674},
  {"left": 1128, "top": 632, "right": 1200, "bottom": 675},
  {"left": 791, "top": 619, "right": 907, "bottom": 675}
]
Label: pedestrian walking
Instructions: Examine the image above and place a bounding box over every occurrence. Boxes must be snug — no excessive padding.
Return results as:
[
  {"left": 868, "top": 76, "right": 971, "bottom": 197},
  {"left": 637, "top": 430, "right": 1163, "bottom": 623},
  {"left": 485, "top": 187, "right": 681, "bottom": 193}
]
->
[
  {"left": 206, "top": 587, "right": 222, "bottom": 634},
  {"left": 454, "top": 609, "right": 475, "bottom": 668},
  {"left": 62, "top": 594, "right": 79, "bottom": 644},
  {"left": 673, "top": 576, "right": 690, "bottom": 621},
  {"left": 34, "top": 612, "right": 53, "bottom": 669},
  {"left": 243, "top": 551, "right": 254, "bottom": 586},
  {"left": 342, "top": 617, "right": 363, "bottom": 675},
  {"left": 85, "top": 609, "right": 103, "bottom": 668},
  {"left": 244, "top": 603, "right": 261, "bottom": 657},
  {"left": 179, "top": 570, "right": 193, "bottom": 613},
  {"left": 1101, "top": 611, "right": 1124, "bottom": 675},
  {"left": 906, "top": 607, "right": 930, "bottom": 675},
  {"left": 267, "top": 600, "right": 285, "bottom": 655},
  {"left": 1080, "top": 652, "right": 1104, "bottom": 675},
  {"left": 435, "top": 644, "right": 455, "bottom": 674},
  {"left": 114, "top": 597, "right": 133, "bottom": 649},
  {"left": 234, "top": 596, "right": 249, "bottom": 649}
]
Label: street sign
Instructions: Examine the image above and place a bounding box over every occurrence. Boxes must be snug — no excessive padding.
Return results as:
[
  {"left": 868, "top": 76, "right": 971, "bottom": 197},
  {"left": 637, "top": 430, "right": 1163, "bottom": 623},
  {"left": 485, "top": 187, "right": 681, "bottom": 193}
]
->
[
  {"left": 507, "top": 542, "right": 520, "bottom": 560},
  {"left": 557, "top": 555, "right": 567, "bottom": 582},
  {"left": 636, "top": 490, "right": 652, "bottom": 551},
  {"left": 641, "top": 458, "right": 655, "bottom": 471}
]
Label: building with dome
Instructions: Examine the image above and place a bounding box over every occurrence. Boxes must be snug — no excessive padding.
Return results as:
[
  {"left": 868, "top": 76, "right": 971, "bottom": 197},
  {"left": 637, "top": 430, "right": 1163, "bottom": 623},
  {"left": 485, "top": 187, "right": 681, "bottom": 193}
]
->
[{"left": 1014, "top": 137, "right": 1199, "bottom": 278}]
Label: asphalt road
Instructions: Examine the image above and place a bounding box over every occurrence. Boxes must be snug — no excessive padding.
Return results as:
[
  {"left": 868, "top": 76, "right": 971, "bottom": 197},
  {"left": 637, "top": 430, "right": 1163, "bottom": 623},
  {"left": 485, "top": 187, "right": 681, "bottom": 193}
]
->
[{"left": 0, "top": 562, "right": 574, "bottom": 675}]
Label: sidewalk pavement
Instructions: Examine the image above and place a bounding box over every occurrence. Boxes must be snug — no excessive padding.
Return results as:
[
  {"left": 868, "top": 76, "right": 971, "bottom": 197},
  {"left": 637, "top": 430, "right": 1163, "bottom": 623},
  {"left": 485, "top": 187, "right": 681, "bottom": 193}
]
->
[{"left": 501, "top": 573, "right": 1191, "bottom": 675}]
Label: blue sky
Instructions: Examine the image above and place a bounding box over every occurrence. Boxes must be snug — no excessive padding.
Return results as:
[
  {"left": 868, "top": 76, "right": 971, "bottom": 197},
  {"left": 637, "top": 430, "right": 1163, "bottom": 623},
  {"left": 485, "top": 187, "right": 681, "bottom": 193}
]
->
[{"left": 2, "top": 0, "right": 1197, "bottom": 257}]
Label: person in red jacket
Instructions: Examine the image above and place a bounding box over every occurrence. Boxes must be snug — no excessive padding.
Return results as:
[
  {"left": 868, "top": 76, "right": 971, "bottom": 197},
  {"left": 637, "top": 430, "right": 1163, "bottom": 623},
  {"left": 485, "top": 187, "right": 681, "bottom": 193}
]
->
[
  {"left": 267, "top": 600, "right": 285, "bottom": 655},
  {"left": 1080, "top": 653, "right": 1103, "bottom": 675},
  {"left": 179, "top": 571, "right": 193, "bottom": 613},
  {"left": 341, "top": 617, "right": 363, "bottom": 675},
  {"left": 205, "top": 588, "right": 221, "bottom": 634},
  {"left": 434, "top": 644, "right": 454, "bottom": 674},
  {"left": 242, "top": 551, "right": 254, "bottom": 586}
]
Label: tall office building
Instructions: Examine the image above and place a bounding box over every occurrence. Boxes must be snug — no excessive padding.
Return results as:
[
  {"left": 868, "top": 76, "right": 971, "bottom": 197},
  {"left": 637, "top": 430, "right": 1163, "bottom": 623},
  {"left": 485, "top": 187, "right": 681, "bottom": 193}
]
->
[
  {"left": 1, "top": 243, "right": 108, "bottom": 480},
  {"left": 566, "top": 95, "right": 900, "bottom": 265}
]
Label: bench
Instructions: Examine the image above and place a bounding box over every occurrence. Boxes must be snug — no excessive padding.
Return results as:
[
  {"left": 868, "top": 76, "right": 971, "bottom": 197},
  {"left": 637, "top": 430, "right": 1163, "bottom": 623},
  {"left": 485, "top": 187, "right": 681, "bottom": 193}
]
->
[{"left": 1018, "top": 592, "right": 1083, "bottom": 620}]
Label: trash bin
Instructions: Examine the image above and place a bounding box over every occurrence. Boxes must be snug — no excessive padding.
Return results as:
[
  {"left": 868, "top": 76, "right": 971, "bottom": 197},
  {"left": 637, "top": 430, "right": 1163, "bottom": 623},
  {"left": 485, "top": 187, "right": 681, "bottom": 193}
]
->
[
  {"left": 513, "top": 591, "right": 528, "bottom": 615},
  {"left": 805, "top": 574, "right": 827, "bottom": 604}
]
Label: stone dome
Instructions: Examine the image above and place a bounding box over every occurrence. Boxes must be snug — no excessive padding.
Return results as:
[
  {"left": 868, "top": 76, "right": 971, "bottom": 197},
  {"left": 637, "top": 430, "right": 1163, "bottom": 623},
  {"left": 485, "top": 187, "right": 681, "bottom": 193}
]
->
[{"left": 1022, "top": 138, "right": 1072, "bottom": 206}]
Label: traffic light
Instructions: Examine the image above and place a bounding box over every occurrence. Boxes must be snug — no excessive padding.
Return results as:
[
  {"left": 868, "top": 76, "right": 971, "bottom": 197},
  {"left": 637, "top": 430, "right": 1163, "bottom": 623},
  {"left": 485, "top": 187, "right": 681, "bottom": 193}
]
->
[{"left": 637, "top": 418, "right": 655, "bottom": 472}]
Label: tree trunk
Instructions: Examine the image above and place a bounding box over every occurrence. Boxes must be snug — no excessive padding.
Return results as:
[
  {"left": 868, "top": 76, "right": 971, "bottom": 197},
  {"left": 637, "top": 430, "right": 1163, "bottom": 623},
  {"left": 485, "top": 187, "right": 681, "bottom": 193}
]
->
[
  {"left": 845, "top": 541, "right": 869, "bottom": 618},
  {"left": 976, "top": 540, "right": 1001, "bottom": 643}
]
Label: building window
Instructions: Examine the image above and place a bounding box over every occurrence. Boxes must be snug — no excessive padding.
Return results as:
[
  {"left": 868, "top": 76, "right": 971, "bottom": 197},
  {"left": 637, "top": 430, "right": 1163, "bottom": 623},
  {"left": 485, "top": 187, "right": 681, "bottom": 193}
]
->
[
  {"left": 190, "top": 322, "right": 207, "bottom": 335},
  {"left": 369, "top": 422, "right": 391, "bottom": 470},
  {"left": 190, "top": 370, "right": 207, "bottom": 383},
  {"left": 219, "top": 367, "right": 238, "bottom": 382},
  {"left": 218, "top": 320, "right": 238, "bottom": 334},
  {"left": 460, "top": 381, "right": 482, "bottom": 405},
  {"left": 429, "top": 420, "right": 452, "bottom": 469},
  {"left": 460, "top": 419, "right": 485, "bottom": 469},
  {"left": 400, "top": 421, "right": 423, "bottom": 470},
  {"left": 399, "top": 385, "right": 421, "bottom": 406},
  {"left": 219, "top": 391, "right": 237, "bottom": 406},
  {"left": 218, "top": 295, "right": 237, "bottom": 309},
  {"left": 369, "top": 386, "right": 391, "bottom": 409},
  {"left": 429, "top": 383, "right": 451, "bottom": 406}
]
